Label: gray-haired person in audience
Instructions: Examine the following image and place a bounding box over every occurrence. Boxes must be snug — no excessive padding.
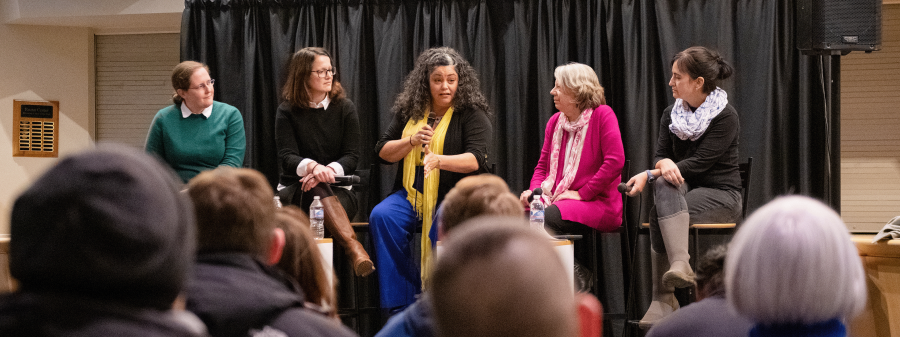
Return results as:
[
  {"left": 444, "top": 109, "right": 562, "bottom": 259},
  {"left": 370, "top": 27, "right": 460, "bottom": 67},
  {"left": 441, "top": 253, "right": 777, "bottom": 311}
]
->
[
  {"left": 646, "top": 245, "right": 752, "bottom": 337},
  {"left": 431, "top": 217, "right": 603, "bottom": 337},
  {"left": 0, "top": 145, "right": 206, "bottom": 336},
  {"left": 725, "top": 196, "right": 866, "bottom": 337}
]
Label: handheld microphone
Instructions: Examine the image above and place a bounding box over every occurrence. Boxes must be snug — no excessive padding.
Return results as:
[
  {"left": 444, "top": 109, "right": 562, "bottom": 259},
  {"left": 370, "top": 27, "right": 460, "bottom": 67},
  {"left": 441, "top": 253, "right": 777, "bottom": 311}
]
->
[
  {"left": 332, "top": 175, "right": 361, "bottom": 185},
  {"left": 531, "top": 187, "right": 543, "bottom": 201},
  {"left": 617, "top": 182, "right": 632, "bottom": 193},
  {"left": 421, "top": 113, "right": 436, "bottom": 160}
]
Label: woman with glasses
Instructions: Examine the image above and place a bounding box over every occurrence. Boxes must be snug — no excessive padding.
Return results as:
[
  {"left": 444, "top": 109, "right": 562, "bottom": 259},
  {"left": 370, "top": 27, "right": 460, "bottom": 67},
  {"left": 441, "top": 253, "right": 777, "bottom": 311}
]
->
[
  {"left": 370, "top": 47, "right": 492, "bottom": 312},
  {"left": 146, "top": 61, "right": 246, "bottom": 183},
  {"left": 275, "top": 47, "right": 373, "bottom": 277}
]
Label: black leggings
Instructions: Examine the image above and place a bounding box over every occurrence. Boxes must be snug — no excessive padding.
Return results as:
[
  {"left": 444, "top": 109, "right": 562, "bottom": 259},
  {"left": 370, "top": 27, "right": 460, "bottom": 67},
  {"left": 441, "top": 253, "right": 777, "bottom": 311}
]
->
[{"left": 544, "top": 204, "right": 591, "bottom": 236}]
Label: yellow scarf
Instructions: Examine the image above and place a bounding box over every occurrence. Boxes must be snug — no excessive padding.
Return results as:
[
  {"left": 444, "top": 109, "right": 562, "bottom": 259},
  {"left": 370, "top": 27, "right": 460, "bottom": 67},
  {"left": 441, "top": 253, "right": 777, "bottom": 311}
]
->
[{"left": 401, "top": 107, "right": 453, "bottom": 285}]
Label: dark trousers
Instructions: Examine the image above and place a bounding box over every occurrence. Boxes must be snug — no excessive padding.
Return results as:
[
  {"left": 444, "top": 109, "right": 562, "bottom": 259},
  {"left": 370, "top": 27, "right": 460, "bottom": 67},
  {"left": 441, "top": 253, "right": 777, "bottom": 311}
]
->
[{"left": 648, "top": 178, "right": 741, "bottom": 254}]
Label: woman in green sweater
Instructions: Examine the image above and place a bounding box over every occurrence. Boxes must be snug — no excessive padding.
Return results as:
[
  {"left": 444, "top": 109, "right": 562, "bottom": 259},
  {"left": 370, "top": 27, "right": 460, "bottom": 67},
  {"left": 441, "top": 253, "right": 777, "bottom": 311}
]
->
[
  {"left": 146, "top": 61, "right": 246, "bottom": 183},
  {"left": 275, "top": 47, "right": 374, "bottom": 277}
]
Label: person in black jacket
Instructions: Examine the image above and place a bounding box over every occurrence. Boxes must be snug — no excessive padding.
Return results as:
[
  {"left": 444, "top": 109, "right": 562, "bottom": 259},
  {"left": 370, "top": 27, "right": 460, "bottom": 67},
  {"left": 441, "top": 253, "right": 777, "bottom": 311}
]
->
[
  {"left": 0, "top": 145, "right": 206, "bottom": 337},
  {"left": 185, "top": 167, "right": 357, "bottom": 337},
  {"left": 275, "top": 47, "right": 373, "bottom": 277},
  {"left": 370, "top": 47, "right": 492, "bottom": 312},
  {"left": 625, "top": 46, "right": 742, "bottom": 328}
]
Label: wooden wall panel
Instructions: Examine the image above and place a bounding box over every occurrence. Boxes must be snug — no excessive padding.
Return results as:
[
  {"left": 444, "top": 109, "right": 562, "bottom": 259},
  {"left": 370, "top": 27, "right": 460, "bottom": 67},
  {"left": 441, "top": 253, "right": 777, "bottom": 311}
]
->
[{"left": 841, "top": 4, "right": 900, "bottom": 232}]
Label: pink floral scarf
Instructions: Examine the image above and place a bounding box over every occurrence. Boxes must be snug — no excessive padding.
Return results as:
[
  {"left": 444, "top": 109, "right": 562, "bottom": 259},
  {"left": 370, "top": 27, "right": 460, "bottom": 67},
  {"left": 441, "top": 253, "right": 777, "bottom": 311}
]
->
[{"left": 540, "top": 108, "right": 593, "bottom": 205}]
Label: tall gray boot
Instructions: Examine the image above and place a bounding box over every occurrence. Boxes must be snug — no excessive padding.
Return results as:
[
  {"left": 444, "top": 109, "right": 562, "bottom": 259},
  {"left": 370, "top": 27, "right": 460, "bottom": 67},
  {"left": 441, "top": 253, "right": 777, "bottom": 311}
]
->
[
  {"left": 659, "top": 212, "right": 694, "bottom": 288},
  {"left": 638, "top": 249, "right": 679, "bottom": 329}
]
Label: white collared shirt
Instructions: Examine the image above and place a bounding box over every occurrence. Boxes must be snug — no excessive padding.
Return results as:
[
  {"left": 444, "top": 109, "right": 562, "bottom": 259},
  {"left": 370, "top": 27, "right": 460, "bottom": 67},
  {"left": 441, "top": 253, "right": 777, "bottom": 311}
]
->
[
  {"left": 309, "top": 95, "right": 331, "bottom": 110},
  {"left": 181, "top": 103, "right": 213, "bottom": 118}
]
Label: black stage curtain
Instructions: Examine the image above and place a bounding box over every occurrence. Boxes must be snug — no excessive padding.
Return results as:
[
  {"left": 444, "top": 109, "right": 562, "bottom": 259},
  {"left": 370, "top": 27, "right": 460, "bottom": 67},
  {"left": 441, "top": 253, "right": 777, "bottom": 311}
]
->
[
  {"left": 181, "top": 0, "right": 831, "bottom": 222},
  {"left": 182, "top": 0, "right": 833, "bottom": 332}
]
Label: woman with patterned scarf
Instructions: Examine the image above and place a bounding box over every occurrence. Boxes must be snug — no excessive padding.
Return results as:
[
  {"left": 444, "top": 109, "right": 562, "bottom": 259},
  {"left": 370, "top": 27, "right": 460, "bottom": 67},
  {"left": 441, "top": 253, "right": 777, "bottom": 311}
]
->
[
  {"left": 370, "top": 47, "right": 492, "bottom": 313},
  {"left": 625, "top": 46, "right": 742, "bottom": 328},
  {"left": 520, "top": 62, "right": 625, "bottom": 290}
]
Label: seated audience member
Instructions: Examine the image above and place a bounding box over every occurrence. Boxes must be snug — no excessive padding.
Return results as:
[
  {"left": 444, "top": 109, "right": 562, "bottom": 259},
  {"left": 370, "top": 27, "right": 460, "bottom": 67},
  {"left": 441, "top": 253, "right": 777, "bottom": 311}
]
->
[
  {"left": 275, "top": 205, "right": 337, "bottom": 319},
  {"left": 184, "top": 167, "right": 356, "bottom": 337},
  {"left": 646, "top": 245, "right": 752, "bottom": 337},
  {"left": 725, "top": 196, "right": 867, "bottom": 337},
  {"left": 0, "top": 145, "right": 206, "bottom": 336},
  {"left": 375, "top": 174, "right": 524, "bottom": 337},
  {"left": 431, "top": 217, "right": 603, "bottom": 337}
]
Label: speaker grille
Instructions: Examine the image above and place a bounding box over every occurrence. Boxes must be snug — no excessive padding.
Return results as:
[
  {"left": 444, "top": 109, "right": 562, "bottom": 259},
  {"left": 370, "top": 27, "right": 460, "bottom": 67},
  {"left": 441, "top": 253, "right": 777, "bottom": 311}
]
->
[
  {"left": 814, "top": 1, "right": 880, "bottom": 45},
  {"left": 797, "top": 0, "right": 882, "bottom": 53}
]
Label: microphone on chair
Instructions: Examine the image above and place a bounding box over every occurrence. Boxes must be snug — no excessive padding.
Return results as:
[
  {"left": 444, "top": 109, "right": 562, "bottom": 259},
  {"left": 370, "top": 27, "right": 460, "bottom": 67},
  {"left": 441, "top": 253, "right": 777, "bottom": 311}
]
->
[
  {"left": 617, "top": 183, "right": 632, "bottom": 193},
  {"left": 331, "top": 175, "right": 361, "bottom": 185}
]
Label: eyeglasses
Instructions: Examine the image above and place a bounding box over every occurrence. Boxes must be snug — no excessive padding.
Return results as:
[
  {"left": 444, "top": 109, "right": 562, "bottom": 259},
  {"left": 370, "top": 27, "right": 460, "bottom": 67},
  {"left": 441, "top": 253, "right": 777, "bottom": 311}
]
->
[
  {"left": 313, "top": 69, "right": 336, "bottom": 78},
  {"left": 189, "top": 79, "right": 215, "bottom": 91}
]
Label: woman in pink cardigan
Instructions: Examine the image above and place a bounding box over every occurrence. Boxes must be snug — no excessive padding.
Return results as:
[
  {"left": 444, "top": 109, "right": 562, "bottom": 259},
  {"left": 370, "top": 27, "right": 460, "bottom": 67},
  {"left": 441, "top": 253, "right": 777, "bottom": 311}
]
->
[{"left": 520, "top": 62, "right": 625, "bottom": 235}]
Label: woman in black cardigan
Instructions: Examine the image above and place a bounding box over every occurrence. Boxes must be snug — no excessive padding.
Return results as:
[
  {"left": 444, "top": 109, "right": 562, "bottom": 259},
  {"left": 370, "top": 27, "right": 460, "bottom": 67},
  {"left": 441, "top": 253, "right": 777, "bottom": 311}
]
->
[
  {"left": 275, "top": 47, "right": 374, "bottom": 277},
  {"left": 625, "top": 46, "right": 742, "bottom": 327},
  {"left": 370, "top": 47, "right": 492, "bottom": 311}
]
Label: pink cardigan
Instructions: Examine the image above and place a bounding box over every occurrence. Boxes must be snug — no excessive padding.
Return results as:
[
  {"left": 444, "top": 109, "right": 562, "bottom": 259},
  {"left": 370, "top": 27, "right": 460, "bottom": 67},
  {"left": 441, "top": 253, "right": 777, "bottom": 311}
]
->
[{"left": 529, "top": 105, "right": 625, "bottom": 232}]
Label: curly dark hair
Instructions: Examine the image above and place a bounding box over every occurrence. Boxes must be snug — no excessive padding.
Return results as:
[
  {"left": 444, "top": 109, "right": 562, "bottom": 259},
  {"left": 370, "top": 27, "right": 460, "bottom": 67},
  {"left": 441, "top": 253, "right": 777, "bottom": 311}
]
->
[{"left": 392, "top": 47, "right": 491, "bottom": 121}]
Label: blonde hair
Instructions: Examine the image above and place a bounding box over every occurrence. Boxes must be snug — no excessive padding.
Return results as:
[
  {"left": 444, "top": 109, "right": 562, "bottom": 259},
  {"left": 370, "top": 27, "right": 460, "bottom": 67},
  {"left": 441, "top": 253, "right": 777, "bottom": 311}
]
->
[
  {"left": 554, "top": 63, "right": 606, "bottom": 111},
  {"left": 725, "top": 196, "right": 866, "bottom": 325}
]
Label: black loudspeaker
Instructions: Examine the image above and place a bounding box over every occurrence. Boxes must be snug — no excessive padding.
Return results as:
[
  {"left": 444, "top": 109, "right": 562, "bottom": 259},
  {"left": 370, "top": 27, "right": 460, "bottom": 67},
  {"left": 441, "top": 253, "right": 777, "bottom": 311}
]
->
[{"left": 797, "top": 0, "right": 882, "bottom": 55}]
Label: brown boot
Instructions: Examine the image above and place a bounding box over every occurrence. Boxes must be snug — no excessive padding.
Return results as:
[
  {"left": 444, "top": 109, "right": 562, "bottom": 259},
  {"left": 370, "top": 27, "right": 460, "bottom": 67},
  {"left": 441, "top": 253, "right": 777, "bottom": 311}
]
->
[{"left": 321, "top": 196, "right": 375, "bottom": 277}]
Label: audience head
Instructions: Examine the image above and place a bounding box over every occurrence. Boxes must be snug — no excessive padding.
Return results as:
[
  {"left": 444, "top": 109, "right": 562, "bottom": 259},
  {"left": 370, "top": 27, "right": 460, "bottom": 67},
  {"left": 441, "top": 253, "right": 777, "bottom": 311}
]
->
[
  {"left": 725, "top": 196, "right": 866, "bottom": 326},
  {"left": 274, "top": 205, "right": 336, "bottom": 316},
  {"left": 9, "top": 144, "right": 195, "bottom": 310},
  {"left": 438, "top": 174, "right": 523, "bottom": 237},
  {"left": 392, "top": 46, "right": 490, "bottom": 121},
  {"left": 282, "top": 46, "right": 345, "bottom": 107},
  {"left": 431, "top": 217, "right": 601, "bottom": 337},
  {"left": 553, "top": 62, "right": 606, "bottom": 111},
  {"left": 694, "top": 245, "right": 727, "bottom": 300},
  {"left": 171, "top": 60, "right": 213, "bottom": 105},
  {"left": 187, "top": 167, "right": 280, "bottom": 260},
  {"left": 671, "top": 46, "right": 733, "bottom": 94}
]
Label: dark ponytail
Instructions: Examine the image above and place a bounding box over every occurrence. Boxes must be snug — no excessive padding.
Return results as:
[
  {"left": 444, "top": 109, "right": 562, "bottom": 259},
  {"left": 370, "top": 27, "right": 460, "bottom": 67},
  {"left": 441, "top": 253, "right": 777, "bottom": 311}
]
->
[{"left": 672, "top": 46, "right": 732, "bottom": 94}]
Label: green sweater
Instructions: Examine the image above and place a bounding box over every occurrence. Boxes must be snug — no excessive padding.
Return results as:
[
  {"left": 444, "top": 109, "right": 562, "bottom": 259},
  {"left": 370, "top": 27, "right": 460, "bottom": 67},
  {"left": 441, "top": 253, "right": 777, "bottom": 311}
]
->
[{"left": 146, "top": 101, "right": 246, "bottom": 183}]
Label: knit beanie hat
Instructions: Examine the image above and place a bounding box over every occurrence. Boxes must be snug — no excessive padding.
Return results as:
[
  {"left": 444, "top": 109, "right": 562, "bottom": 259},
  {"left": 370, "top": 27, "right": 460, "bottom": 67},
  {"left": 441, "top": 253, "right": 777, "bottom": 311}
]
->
[{"left": 9, "top": 144, "right": 196, "bottom": 310}]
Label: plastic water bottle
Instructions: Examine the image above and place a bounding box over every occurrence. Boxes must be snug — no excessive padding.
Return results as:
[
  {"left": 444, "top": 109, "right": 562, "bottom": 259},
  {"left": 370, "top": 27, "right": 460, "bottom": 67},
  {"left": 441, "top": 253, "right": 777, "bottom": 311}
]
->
[
  {"left": 273, "top": 196, "right": 283, "bottom": 208},
  {"left": 530, "top": 194, "right": 545, "bottom": 232},
  {"left": 310, "top": 196, "right": 325, "bottom": 239}
]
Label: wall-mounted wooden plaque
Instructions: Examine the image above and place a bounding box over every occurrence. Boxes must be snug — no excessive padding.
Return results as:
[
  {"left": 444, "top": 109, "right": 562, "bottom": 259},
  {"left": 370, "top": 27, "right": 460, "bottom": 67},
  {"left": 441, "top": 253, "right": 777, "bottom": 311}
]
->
[{"left": 13, "top": 100, "right": 59, "bottom": 158}]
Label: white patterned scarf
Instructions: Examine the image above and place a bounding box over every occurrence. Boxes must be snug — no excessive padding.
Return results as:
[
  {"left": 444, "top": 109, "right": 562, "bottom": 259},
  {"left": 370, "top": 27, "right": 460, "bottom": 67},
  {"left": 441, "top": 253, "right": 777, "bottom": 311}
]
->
[
  {"left": 540, "top": 108, "right": 593, "bottom": 205},
  {"left": 669, "top": 87, "right": 728, "bottom": 141}
]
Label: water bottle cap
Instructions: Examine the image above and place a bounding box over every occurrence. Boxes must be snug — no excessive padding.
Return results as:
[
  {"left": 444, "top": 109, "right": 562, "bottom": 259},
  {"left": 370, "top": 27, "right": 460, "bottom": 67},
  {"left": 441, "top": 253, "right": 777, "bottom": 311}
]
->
[{"left": 313, "top": 196, "right": 320, "bottom": 200}]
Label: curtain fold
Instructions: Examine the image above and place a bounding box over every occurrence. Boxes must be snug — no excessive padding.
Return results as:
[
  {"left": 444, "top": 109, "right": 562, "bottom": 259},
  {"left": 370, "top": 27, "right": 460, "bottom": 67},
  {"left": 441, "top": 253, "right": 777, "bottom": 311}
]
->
[{"left": 182, "top": 0, "right": 827, "bottom": 236}]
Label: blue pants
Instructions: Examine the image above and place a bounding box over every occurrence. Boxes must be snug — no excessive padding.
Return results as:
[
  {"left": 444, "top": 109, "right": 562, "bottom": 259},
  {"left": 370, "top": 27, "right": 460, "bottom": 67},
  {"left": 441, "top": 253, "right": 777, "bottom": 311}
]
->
[{"left": 370, "top": 189, "right": 424, "bottom": 309}]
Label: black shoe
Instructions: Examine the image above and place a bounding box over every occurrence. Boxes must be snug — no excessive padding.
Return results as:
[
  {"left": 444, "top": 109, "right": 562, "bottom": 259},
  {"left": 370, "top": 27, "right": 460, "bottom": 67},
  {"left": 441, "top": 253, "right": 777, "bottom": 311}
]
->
[{"left": 574, "top": 261, "right": 594, "bottom": 293}]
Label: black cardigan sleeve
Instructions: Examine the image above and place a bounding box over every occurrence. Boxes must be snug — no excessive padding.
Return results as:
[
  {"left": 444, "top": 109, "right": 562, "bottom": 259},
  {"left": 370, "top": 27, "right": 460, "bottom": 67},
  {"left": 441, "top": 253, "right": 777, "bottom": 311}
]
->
[{"left": 374, "top": 112, "right": 408, "bottom": 165}]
